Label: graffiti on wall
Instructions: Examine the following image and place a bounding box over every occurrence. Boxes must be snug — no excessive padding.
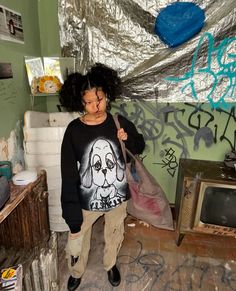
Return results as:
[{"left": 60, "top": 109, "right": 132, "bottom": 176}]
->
[
  {"left": 165, "top": 32, "right": 236, "bottom": 108},
  {"left": 154, "top": 147, "right": 178, "bottom": 178},
  {"left": 113, "top": 101, "right": 236, "bottom": 177}
]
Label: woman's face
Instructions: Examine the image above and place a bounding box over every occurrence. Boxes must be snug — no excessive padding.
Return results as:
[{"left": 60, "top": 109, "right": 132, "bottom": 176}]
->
[{"left": 82, "top": 87, "right": 107, "bottom": 116}]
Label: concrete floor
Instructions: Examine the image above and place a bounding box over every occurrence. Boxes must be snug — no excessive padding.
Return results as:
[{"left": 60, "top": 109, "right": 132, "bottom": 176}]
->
[{"left": 58, "top": 215, "right": 236, "bottom": 291}]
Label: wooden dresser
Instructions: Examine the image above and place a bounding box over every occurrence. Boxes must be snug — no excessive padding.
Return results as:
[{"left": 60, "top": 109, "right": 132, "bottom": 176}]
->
[{"left": 0, "top": 170, "right": 50, "bottom": 249}]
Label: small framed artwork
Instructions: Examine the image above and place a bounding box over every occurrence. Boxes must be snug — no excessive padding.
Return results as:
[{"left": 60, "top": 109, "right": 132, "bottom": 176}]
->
[
  {"left": 0, "top": 5, "right": 24, "bottom": 44},
  {"left": 43, "top": 57, "right": 76, "bottom": 83},
  {"left": 25, "top": 57, "right": 44, "bottom": 86},
  {"left": 0, "top": 63, "right": 13, "bottom": 79}
]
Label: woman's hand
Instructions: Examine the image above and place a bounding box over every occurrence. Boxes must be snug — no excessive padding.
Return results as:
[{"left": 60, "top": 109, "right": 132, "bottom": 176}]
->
[
  {"left": 67, "top": 232, "right": 84, "bottom": 258},
  {"left": 69, "top": 232, "right": 81, "bottom": 239},
  {"left": 117, "top": 128, "right": 128, "bottom": 141}
]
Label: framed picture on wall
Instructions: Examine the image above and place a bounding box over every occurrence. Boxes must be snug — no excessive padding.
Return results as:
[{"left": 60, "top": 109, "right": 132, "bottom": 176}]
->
[
  {"left": 43, "top": 57, "right": 76, "bottom": 83},
  {"left": 0, "top": 5, "right": 24, "bottom": 44},
  {"left": 25, "top": 57, "right": 44, "bottom": 87}
]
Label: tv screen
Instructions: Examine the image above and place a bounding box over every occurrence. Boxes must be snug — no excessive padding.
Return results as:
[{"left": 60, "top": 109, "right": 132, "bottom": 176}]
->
[{"left": 200, "top": 186, "right": 236, "bottom": 228}]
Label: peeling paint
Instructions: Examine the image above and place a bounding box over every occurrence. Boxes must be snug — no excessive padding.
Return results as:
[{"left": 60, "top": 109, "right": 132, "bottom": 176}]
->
[
  {"left": 0, "top": 120, "right": 24, "bottom": 174},
  {"left": 0, "top": 139, "right": 8, "bottom": 160}
]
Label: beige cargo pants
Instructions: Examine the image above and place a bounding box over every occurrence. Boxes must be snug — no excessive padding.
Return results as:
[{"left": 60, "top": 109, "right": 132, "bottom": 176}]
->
[{"left": 66, "top": 202, "right": 127, "bottom": 279}]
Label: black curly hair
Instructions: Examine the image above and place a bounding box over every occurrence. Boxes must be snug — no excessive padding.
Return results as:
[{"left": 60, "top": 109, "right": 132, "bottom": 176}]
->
[{"left": 59, "top": 63, "right": 122, "bottom": 112}]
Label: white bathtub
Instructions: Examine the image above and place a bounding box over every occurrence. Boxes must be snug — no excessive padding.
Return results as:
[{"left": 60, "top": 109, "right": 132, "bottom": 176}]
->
[{"left": 23, "top": 111, "right": 79, "bottom": 231}]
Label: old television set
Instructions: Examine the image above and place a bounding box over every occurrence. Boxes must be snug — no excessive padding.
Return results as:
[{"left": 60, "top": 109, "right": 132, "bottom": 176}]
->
[{"left": 175, "top": 158, "right": 236, "bottom": 246}]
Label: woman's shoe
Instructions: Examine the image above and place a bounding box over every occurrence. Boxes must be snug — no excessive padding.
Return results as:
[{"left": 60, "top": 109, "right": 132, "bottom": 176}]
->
[
  {"left": 107, "top": 265, "right": 121, "bottom": 287},
  {"left": 67, "top": 276, "right": 81, "bottom": 291}
]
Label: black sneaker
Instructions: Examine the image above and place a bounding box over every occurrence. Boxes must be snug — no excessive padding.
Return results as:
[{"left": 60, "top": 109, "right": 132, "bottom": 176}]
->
[
  {"left": 67, "top": 276, "right": 81, "bottom": 291},
  {"left": 107, "top": 265, "right": 121, "bottom": 287}
]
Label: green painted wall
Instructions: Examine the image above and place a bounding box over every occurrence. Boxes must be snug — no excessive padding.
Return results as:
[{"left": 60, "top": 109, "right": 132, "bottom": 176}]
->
[
  {"left": 37, "top": 0, "right": 61, "bottom": 57},
  {"left": 0, "top": 0, "right": 46, "bottom": 138},
  {"left": 0, "top": 0, "right": 60, "bottom": 138},
  {"left": 32, "top": 0, "right": 61, "bottom": 111}
]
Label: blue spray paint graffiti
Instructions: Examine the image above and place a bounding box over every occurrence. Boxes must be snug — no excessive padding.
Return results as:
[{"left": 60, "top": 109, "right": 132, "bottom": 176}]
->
[{"left": 165, "top": 32, "right": 236, "bottom": 108}]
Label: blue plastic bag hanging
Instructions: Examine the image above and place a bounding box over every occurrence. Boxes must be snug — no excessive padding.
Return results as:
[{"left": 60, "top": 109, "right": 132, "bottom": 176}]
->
[{"left": 155, "top": 2, "right": 205, "bottom": 48}]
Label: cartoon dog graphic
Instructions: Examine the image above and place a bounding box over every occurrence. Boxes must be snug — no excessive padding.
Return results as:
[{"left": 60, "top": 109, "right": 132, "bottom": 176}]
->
[{"left": 81, "top": 138, "right": 126, "bottom": 210}]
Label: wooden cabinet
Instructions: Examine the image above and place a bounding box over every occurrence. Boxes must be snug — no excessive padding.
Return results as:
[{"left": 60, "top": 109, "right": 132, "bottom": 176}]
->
[{"left": 0, "top": 170, "right": 50, "bottom": 249}]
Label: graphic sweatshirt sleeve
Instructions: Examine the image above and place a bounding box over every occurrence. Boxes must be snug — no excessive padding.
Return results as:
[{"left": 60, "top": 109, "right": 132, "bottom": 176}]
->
[
  {"left": 61, "top": 124, "right": 83, "bottom": 233},
  {"left": 118, "top": 114, "right": 145, "bottom": 155}
]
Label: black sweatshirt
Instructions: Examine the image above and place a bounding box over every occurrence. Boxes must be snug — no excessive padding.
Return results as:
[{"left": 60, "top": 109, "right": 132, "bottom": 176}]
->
[{"left": 61, "top": 112, "right": 145, "bottom": 233}]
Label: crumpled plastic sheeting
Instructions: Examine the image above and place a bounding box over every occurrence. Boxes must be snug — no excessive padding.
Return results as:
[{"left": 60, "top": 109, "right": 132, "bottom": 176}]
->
[{"left": 58, "top": 0, "right": 236, "bottom": 104}]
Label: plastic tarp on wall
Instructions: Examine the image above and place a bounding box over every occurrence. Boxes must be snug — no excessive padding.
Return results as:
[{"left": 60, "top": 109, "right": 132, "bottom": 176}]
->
[{"left": 58, "top": 0, "right": 236, "bottom": 107}]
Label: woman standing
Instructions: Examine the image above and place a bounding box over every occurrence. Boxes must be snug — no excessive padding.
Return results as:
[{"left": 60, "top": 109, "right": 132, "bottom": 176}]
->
[{"left": 60, "top": 63, "right": 145, "bottom": 290}]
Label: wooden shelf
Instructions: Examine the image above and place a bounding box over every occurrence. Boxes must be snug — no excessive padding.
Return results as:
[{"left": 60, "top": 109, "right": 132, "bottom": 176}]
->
[{"left": 32, "top": 92, "right": 59, "bottom": 97}]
